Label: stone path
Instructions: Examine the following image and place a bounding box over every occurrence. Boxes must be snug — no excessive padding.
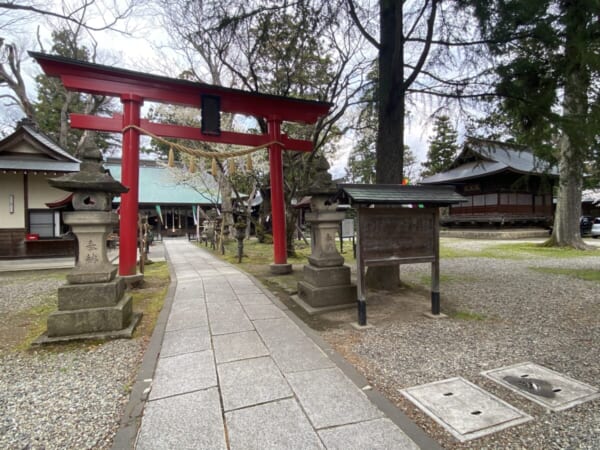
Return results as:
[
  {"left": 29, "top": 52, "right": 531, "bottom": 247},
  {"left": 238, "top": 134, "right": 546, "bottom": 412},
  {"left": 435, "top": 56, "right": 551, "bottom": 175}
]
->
[{"left": 132, "top": 239, "right": 428, "bottom": 449}]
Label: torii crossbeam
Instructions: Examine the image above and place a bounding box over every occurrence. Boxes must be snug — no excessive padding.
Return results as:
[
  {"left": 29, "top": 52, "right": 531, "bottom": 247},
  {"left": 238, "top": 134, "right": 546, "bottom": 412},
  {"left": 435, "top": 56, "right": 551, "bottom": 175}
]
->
[{"left": 31, "top": 52, "right": 331, "bottom": 276}]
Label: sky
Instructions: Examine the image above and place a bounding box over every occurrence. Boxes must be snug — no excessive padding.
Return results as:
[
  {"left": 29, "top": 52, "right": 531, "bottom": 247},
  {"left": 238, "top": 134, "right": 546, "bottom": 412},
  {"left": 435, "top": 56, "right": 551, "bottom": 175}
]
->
[{"left": 0, "top": 1, "right": 445, "bottom": 180}]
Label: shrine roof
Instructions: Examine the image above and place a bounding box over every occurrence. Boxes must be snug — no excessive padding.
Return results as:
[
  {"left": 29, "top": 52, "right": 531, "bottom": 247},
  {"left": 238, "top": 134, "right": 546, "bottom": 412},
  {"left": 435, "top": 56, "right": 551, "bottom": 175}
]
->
[
  {"left": 421, "top": 137, "right": 558, "bottom": 184},
  {"left": 337, "top": 184, "right": 466, "bottom": 206},
  {"left": 106, "top": 160, "right": 219, "bottom": 205},
  {"left": 0, "top": 121, "right": 80, "bottom": 172}
]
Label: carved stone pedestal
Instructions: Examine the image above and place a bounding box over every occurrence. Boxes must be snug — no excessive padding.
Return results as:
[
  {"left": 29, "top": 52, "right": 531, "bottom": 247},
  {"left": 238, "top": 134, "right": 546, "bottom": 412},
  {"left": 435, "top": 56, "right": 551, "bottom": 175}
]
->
[
  {"left": 39, "top": 211, "right": 140, "bottom": 342},
  {"left": 292, "top": 195, "right": 356, "bottom": 314},
  {"left": 34, "top": 145, "right": 140, "bottom": 344}
]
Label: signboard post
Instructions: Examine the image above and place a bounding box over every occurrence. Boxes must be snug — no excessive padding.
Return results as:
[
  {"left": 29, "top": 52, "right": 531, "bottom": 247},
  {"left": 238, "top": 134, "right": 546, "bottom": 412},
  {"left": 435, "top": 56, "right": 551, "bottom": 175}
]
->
[{"left": 337, "top": 184, "right": 466, "bottom": 327}]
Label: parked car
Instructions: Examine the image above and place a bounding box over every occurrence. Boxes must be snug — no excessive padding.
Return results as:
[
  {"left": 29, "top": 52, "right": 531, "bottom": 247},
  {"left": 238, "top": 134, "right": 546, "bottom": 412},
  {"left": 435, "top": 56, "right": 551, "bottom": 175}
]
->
[
  {"left": 580, "top": 216, "right": 594, "bottom": 236},
  {"left": 591, "top": 217, "right": 600, "bottom": 238}
]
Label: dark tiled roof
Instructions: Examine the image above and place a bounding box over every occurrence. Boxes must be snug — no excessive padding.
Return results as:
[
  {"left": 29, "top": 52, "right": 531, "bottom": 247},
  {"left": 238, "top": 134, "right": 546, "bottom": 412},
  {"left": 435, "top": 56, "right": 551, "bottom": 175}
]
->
[
  {"left": 421, "top": 138, "right": 558, "bottom": 184},
  {"left": 0, "top": 122, "right": 80, "bottom": 172},
  {"left": 337, "top": 184, "right": 466, "bottom": 206}
]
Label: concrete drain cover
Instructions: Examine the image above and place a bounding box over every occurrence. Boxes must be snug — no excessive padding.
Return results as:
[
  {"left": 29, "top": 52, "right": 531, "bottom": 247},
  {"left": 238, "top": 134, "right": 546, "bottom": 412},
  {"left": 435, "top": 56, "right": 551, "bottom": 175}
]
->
[
  {"left": 482, "top": 362, "right": 600, "bottom": 411},
  {"left": 401, "top": 377, "right": 532, "bottom": 442}
]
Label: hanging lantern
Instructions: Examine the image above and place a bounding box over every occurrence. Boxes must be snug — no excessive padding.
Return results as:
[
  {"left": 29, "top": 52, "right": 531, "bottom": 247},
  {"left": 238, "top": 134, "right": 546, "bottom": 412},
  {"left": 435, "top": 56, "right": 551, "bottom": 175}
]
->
[{"left": 168, "top": 147, "right": 175, "bottom": 167}]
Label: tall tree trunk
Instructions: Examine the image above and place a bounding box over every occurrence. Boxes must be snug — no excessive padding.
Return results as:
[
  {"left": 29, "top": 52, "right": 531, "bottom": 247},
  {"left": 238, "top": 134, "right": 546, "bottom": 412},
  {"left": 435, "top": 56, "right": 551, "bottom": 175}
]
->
[
  {"left": 547, "top": 2, "right": 589, "bottom": 249},
  {"left": 375, "top": 0, "right": 404, "bottom": 184},
  {"left": 367, "top": 0, "right": 405, "bottom": 289}
]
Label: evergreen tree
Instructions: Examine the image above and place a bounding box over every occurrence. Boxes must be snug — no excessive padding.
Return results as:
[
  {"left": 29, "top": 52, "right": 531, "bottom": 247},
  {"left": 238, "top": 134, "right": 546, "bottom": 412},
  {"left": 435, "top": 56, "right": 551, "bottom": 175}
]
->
[
  {"left": 422, "top": 115, "right": 459, "bottom": 177},
  {"left": 460, "top": 0, "right": 600, "bottom": 248},
  {"left": 34, "top": 29, "right": 113, "bottom": 155}
]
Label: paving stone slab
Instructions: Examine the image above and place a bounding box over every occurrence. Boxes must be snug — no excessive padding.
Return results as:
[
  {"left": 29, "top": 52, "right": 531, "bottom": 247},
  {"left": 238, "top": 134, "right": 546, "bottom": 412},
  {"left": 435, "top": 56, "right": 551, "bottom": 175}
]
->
[
  {"left": 218, "top": 356, "right": 292, "bottom": 411},
  {"left": 482, "top": 362, "right": 600, "bottom": 411},
  {"left": 165, "top": 306, "right": 208, "bottom": 332},
  {"left": 160, "top": 326, "right": 211, "bottom": 358},
  {"left": 253, "top": 317, "right": 307, "bottom": 345},
  {"left": 207, "top": 303, "right": 254, "bottom": 335},
  {"left": 287, "top": 367, "right": 383, "bottom": 429},
  {"left": 236, "top": 293, "right": 274, "bottom": 306},
  {"left": 205, "top": 290, "right": 239, "bottom": 303},
  {"left": 226, "top": 398, "right": 324, "bottom": 450},
  {"left": 270, "top": 339, "right": 336, "bottom": 373},
  {"left": 318, "top": 418, "right": 419, "bottom": 450},
  {"left": 135, "top": 388, "right": 226, "bottom": 450},
  {"left": 149, "top": 350, "right": 217, "bottom": 400},
  {"left": 173, "top": 281, "right": 204, "bottom": 300},
  {"left": 243, "top": 303, "right": 286, "bottom": 320},
  {"left": 401, "top": 377, "right": 532, "bottom": 442},
  {"left": 231, "top": 284, "right": 264, "bottom": 294},
  {"left": 213, "top": 330, "right": 269, "bottom": 364}
]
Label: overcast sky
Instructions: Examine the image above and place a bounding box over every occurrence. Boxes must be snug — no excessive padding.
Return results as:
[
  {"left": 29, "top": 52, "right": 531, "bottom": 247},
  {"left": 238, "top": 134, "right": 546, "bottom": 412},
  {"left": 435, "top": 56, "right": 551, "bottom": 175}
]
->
[{"left": 1, "top": 2, "right": 447, "bottom": 180}]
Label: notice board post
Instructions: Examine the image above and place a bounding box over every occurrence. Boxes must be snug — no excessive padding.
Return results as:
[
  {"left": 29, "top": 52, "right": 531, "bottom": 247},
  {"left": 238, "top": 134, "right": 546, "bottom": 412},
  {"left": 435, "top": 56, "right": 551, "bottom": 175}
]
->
[{"left": 337, "top": 184, "right": 466, "bottom": 327}]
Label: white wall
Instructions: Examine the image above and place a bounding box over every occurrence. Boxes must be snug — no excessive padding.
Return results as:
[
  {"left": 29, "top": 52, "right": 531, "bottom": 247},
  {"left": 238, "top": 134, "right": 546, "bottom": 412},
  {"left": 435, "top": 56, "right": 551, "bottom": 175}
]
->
[{"left": 0, "top": 173, "right": 25, "bottom": 228}]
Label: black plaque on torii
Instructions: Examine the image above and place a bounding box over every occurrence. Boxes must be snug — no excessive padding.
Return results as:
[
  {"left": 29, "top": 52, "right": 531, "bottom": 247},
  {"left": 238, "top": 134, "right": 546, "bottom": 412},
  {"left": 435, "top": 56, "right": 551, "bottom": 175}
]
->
[{"left": 336, "top": 184, "right": 466, "bottom": 326}]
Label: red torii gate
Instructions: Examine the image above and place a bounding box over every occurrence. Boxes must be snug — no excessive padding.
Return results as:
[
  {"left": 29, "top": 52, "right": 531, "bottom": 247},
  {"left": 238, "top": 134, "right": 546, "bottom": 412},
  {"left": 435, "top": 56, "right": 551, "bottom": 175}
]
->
[{"left": 31, "top": 52, "right": 331, "bottom": 276}]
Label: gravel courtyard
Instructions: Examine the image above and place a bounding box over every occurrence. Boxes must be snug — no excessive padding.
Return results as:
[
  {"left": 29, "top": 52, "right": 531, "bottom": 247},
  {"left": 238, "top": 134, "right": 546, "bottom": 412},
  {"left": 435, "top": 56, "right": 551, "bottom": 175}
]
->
[
  {"left": 0, "top": 238, "right": 599, "bottom": 449},
  {"left": 319, "top": 238, "right": 600, "bottom": 449}
]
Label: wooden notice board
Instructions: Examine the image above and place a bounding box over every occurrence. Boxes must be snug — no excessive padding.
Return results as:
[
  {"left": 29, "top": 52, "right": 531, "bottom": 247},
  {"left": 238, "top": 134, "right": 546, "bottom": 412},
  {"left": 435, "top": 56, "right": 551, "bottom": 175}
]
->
[{"left": 355, "top": 206, "right": 441, "bottom": 325}]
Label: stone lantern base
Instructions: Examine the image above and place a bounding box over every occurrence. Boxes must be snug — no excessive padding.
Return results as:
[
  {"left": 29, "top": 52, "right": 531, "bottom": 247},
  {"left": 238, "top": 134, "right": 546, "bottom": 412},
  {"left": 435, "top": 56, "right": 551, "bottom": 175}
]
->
[
  {"left": 36, "top": 276, "right": 141, "bottom": 343},
  {"left": 34, "top": 211, "right": 141, "bottom": 344},
  {"left": 294, "top": 265, "right": 356, "bottom": 313}
]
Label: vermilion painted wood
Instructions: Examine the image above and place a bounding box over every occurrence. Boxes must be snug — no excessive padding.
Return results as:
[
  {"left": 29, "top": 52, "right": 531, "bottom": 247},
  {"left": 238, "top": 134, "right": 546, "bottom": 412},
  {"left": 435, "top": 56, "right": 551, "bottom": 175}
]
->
[
  {"left": 32, "top": 53, "right": 330, "bottom": 123},
  {"left": 268, "top": 120, "right": 287, "bottom": 265},
  {"left": 30, "top": 52, "right": 330, "bottom": 274},
  {"left": 120, "top": 95, "right": 142, "bottom": 276},
  {"left": 69, "top": 114, "right": 314, "bottom": 152}
]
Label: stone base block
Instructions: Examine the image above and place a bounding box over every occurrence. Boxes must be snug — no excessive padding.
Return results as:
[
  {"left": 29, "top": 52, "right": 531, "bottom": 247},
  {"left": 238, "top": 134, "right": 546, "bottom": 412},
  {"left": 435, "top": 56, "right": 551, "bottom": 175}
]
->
[
  {"left": 35, "top": 313, "right": 141, "bottom": 344},
  {"left": 58, "top": 278, "right": 125, "bottom": 310},
  {"left": 47, "top": 293, "right": 133, "bottom": 337},
  {"left": 297, "top": 281, "right": 356, "bottom": 308},
  {"left": 303, "top": 265, "right": 351, "bottom": 287},
  {"left": 67, "top": 265, "right": 118, "bottom": 284},
  {"left": 270, "top": 263, "right": 292, "bottom": 275}
]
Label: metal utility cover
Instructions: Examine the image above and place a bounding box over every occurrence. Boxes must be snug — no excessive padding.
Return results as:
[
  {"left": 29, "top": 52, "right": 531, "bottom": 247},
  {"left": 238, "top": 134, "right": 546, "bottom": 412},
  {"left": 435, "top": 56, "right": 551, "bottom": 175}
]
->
[
  {"left": 401, "top": 377, "right": 532, "bottom": 442},
  {"left": 482, "top": 362, "right": 600, "bottom": 411}
]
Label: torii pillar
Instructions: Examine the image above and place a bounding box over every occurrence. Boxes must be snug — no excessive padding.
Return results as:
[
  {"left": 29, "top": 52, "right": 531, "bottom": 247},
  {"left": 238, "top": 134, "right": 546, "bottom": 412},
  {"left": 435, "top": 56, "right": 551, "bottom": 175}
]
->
[
  {"left": 268, "top": 119, "right": 291, "bottom": 273},
  {"left": 120, "top": 94, "right": 142, "bottom": 275}
]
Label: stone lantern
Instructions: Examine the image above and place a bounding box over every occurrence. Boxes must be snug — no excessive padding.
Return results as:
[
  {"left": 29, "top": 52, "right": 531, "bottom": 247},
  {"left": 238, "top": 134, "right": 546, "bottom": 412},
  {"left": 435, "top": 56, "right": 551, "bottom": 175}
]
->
[
  {"left": 36, "top": 145, "right": 140, "bottom": 342},
  {"left": 293, "top": 156, "right": 356, "bottom": 313}
]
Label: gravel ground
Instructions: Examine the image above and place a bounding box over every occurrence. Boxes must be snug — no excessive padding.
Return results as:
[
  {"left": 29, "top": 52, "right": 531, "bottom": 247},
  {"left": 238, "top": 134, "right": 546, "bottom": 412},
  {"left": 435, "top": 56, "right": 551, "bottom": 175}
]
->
[
  {"left": 322, "top": 238, "right": 600, "bottom": 449},
  {"left": 1, "top": 239, "right": 599, "bottom": 449},
  {"left": 0, "top": 271, "right": 145, "bottom": 450}
]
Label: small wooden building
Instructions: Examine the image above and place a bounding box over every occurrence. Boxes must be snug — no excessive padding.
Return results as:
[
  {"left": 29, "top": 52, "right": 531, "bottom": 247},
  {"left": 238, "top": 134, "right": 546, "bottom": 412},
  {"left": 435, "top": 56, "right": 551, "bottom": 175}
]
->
[
  {"left": 420, "top": 137, "right": 558, "bottom": 227},
  {"left": 0, "top": 121, "right": 79, "bottom": 258}
]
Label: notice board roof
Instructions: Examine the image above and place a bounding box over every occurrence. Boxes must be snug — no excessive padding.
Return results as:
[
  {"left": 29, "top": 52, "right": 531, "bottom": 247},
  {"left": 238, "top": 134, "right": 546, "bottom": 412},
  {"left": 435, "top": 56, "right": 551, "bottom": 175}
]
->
[{"left": 337, "top": 184, "right": 467, "bottom": 206}]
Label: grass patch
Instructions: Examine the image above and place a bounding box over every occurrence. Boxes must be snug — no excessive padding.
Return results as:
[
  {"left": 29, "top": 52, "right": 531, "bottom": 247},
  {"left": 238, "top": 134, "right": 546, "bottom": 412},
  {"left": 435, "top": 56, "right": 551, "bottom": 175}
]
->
[
  {"left": 531, "top": 267, "right": 600, "bottom": 283},
  {"left": 449, "top": 310, "right": 486, "bottom": 321},
  {"left": 440, "top": 241, "right": 599, "bottom": 260},
  {"left": 14, "top": 294, "right": 58, "bottom": 351},
  {"left": 5, "top": 262, "right": 170, "bottom": 352},
  {"left": 202, "top": 238, "right": 317, "bottom": 271},
  {"left": 132, "top": 262, "right": 170, "bottom": 339}
]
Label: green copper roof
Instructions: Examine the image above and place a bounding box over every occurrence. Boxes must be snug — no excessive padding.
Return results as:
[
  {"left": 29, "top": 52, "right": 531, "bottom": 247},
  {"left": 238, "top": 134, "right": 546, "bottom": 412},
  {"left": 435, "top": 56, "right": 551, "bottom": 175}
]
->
[
  {"left": 106, "top": 162, "right": 219, "bottom": 205},
  {"left": 337, "top": 184, "right": 466, "bottom": 206}
]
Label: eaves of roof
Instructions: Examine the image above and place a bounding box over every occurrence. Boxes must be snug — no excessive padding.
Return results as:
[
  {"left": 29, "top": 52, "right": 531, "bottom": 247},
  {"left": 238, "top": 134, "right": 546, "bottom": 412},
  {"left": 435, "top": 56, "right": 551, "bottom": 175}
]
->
[
  {"left": 0, "top": 159, "right": 80, "bottom": 172},
  {"left": 337, "top": 184, "right": 466, "bottom": 206}
]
